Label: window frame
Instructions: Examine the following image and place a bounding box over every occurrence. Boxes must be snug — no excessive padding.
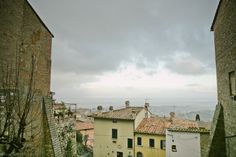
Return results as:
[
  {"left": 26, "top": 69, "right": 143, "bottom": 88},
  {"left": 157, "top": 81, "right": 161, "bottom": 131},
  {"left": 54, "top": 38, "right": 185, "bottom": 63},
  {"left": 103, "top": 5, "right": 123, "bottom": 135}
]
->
[
  {"left": 112, "top": 129, "right": 118, "bottom": 139},
  {"left": 127, "top": 138, "right": 133, "bottom": 149},
  {"left": 172, "top": 145, "right": 177, "bottom": 152},
  {"left": 160, "top": 140, "right": 166, "bottom": 150},
  {"left": 137, "top": 152, "right": 143, "bottom": 157},
  {"left": 137, "top": 137, "right": 142, "bottom": 146},
  {"left": 149, "top": 138, "right": 155, "bottom": 148},
  {"left": 117, "top": 151, "right": 123, "bottom": 157},
  {"left": 229, "top": 71, "right": 236, "bottom": 96}
]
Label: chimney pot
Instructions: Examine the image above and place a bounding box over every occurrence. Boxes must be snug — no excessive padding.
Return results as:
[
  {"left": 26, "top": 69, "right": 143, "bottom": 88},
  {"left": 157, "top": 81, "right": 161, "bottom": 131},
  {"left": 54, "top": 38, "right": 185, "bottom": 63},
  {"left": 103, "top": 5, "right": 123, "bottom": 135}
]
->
[
  {"left": 125, "top": 100, "right": 130, "bottom": 107},
  {"left": 170, "top": 112, "right": 175, "bottom": 124},
  {"left": 145, "top": 103, "right": 149, "bottom": 109},
  {"left": 109, "top": 106, "right": 113, "bottom": 111}
]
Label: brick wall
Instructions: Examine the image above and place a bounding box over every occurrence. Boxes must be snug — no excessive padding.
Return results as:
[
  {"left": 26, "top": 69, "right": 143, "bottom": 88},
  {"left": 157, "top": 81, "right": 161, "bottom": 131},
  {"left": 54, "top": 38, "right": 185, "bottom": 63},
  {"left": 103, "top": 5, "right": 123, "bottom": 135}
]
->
[
  {"left": 208, "top": 0, "right": 236, "bottom": 156},
  {"left": 0, "top": 0, "right": 61, "bottom": 156}
]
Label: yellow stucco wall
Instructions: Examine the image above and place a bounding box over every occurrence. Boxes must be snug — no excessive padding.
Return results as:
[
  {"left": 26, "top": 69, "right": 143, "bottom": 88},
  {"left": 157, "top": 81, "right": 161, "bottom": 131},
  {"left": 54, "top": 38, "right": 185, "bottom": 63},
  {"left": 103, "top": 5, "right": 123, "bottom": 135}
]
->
[
  {"left": 135, "top": 133, "right": 166, "bottom": 157},
  {"left": 94, "top": 118, "right": 134, "bottom": 157}
]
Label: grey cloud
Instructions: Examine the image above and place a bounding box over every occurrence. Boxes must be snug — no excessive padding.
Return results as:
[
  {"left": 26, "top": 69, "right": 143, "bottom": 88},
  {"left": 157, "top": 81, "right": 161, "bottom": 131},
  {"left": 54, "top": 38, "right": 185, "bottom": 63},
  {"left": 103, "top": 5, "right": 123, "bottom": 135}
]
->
[
  {"left": 165, "top": 53, "right": 210, "bottom": 75},
  {"left": 30, "top": 0, "right": 218, "bottom": 76}
]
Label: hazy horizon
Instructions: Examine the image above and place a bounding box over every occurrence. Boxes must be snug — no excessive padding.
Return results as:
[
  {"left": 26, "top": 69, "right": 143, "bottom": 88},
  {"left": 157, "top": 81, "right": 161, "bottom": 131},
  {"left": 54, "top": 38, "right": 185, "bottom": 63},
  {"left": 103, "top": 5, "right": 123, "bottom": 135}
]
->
[{"left": 61, "top": 97, "right": 217, "bottom": 109}]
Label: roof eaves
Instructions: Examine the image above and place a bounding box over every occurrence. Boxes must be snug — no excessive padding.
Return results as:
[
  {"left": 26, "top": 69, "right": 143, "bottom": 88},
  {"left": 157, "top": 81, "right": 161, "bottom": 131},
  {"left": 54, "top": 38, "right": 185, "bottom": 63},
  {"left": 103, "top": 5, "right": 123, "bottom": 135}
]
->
[
  {"left": 135, "top": 131, "right": 165, "bottom": 136},
  {"left": 77, "top": 128, "right": 94, "bottom": 131},
  {"left": 167, "top": 128, "right": 201, "bottom": 133},
  {"left": 26, "top": 0, "right": 54, "bottom": 37},
  {"left": 211, "top": 0, "right": 223, "bottom": 31},
  {"left": 93, "top": 116, "right": 135, "bottom": 121}
]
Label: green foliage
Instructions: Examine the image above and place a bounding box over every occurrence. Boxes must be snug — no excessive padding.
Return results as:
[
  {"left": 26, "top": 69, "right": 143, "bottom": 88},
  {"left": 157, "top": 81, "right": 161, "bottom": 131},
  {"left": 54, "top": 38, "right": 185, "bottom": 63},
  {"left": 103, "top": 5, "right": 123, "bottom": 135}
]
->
[
  {"left": 76, "top": 131, "right": 83, "bottom": 143},
  {"left": 65, "top": 137, "right": 73, "bottom": 157},
  {"left": 77, "top": 143, "right": 86, "bottom": 155}
]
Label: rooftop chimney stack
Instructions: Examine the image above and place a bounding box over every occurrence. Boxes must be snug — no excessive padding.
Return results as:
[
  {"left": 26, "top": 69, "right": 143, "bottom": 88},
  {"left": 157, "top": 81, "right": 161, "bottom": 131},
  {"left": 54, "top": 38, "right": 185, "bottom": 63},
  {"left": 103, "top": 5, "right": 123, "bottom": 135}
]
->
[
  {"left": 109, "top": 106, "right": 114, "bottom": 111},
  {"left": 125, "top": 100, "right": 130, "bottom": 108},
  {"left": 97, "top": 105, "right": 103, "bottom": 111},
  {"left": 144, "top": 102, "right": 149, "bottom": 109},
  {"left": 170, "top": 112, "right": 175, "bottom": 124}
]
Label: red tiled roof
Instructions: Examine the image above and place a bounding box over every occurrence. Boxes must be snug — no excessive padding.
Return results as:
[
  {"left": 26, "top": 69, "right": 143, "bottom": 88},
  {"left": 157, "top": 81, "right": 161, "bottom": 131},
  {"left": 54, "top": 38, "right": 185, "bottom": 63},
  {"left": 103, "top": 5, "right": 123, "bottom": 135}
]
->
[
  {"left": 53, "top": 103, "right": 67, "bottom": 110},
  {"left": 135, "top": 117, "right": 171, "bottom": 135},
  {"left": 167, "top": 128, "right": 210, "bottom": 133},
  {"left": 92, "top": 107, "right": 144, "bottom": 120},
  {"left": 169, "top": 118, "right": 198, "bottom": 129},
  {"left": 135, "top": 116, "right": 200, "bottom": 135},
  {"left": 76, "top": 121, "right": 94, "bottom": 131}
]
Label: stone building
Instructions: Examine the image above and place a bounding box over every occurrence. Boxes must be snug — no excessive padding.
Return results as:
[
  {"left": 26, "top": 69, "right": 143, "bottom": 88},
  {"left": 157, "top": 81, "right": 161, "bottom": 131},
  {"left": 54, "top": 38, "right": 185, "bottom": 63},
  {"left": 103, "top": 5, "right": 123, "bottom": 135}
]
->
[
  {"left": 207, "top": 0, "right": 236, "bottom": 157},
  {"left": 0, "top": 0, "right": 62, "bottom": 156}
]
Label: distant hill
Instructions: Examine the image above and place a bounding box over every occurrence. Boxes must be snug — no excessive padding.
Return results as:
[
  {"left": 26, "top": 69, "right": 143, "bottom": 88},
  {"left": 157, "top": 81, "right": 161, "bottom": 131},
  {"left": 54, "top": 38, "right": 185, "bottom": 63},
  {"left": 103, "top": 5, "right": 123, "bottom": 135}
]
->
[{"left": 149, "top": 105, "right": 214, "bottom": 122}]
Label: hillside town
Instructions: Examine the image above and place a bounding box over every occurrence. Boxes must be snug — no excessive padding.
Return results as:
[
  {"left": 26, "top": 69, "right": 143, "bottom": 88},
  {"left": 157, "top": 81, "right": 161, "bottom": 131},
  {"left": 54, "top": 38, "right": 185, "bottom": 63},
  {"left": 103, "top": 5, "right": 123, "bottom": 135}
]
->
[
  {"left": 51, "top": 100, "right": 211, "bottom": 157},
  {"left": 0, "top": 0, "right": 236, "bottom": 157}
]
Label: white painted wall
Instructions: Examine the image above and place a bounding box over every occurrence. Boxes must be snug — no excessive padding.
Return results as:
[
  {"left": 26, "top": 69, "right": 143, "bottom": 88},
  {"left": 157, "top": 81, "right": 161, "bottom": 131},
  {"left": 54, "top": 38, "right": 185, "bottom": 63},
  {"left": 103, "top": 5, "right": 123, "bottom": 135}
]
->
[
  {"left": 166, "top": 130, "right": 201, "bottom": 157},
  {"left": 134, "top": 108, "right": 150, "bottom": 129}
]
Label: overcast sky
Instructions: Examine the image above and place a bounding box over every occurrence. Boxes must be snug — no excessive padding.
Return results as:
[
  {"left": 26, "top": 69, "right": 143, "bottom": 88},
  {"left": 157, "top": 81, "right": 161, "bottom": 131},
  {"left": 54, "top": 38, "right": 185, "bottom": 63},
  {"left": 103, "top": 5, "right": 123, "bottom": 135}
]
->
[{"left": 29, "top": 0, "right": 219, "bottom": 107}]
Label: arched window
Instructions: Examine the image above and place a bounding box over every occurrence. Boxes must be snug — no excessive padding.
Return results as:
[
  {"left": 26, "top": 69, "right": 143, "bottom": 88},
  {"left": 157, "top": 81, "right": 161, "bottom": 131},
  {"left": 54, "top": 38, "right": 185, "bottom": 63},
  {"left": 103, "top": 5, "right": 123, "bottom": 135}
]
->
[{"left": 137, "top": 152, "right": 143, "bottom": 157}]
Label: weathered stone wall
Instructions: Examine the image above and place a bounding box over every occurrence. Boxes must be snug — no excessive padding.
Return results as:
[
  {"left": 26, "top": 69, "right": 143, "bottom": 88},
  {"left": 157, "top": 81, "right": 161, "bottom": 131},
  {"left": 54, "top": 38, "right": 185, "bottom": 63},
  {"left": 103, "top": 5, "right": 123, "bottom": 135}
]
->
[
  {"left": 200, "top": 132, "right": 210, "bottom": 157},
  {"left": 207, "top": 104, "right": 226, "bottom": 157},
  {"left": 0, "top": 0, "right": 52, "bottom": 96},
  {"left": 0, "top": 0, "right": 24, "bottom": 79},
  {"left": 208, "top": 0, "right": 236, "bottom": 156},
  {"left": 0, "top": 0, "right": 61, "bottom": 156},
  {"left": 20, "top": 0, "right": 52, "bottom": 96}
]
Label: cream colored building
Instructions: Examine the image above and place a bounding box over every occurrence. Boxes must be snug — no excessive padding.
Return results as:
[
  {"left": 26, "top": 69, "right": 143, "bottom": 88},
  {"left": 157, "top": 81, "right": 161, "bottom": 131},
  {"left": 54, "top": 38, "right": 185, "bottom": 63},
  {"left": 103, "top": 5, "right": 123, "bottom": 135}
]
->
[{"left": 93, "top": 104, "right": 150, "bottom": 157}]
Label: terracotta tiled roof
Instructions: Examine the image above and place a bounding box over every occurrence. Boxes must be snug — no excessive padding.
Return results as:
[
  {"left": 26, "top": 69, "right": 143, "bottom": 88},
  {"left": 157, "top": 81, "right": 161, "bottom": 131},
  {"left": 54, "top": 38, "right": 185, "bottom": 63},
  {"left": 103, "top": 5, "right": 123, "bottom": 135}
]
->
[
  {"left": 168, "top": 128, "right": 210, "bottom": 133},
  {"left": 135, "top": 115, "right": 201, "bottom": 135},
  {"left": 169, "top": 118, "right": 198, "bottom": 129},
  {"left": 53, "top": 103, "right": 67, "bottom": 110},
  {"left": 92, "top": 107, "right": 144, "bottom": 120},
  {"left": 76, "top": 121, "right": 94, "bottom": 131},
  {"left": 135, "top": 117, "right": 171, "bottom": 135}
]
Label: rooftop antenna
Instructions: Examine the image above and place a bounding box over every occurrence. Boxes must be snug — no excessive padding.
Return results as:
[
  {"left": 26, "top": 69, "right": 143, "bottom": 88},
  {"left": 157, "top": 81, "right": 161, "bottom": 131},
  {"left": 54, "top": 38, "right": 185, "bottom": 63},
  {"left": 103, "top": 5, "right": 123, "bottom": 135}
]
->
[{"left": 145, "top": 98, "right": 150, "bottom": 103}]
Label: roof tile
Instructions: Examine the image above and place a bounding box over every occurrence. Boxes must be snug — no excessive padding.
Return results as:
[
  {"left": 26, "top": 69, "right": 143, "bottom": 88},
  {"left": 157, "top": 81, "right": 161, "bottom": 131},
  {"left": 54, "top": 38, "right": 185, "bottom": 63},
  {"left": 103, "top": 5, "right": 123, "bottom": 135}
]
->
[{"left": 92, "top": 107, "right": 144, "bottom": 120}]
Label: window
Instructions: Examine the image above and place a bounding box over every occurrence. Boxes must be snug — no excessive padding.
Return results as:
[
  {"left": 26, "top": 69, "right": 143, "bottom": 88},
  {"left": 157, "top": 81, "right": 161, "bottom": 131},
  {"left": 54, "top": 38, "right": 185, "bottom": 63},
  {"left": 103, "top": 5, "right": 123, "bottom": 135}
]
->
[
  {"left": 117, "top": 152, "right": 123, "bottom": 157},
  {"left": 137, "top": 137, "right": 142, "bottom": 146},
  {"left": 149, "top": 138, "right": 155, "bottom": 147},
  {"left": 112, "top": 119, "right": 117, "bottom": 123},
  {"left": 137, "top": 152, "right": 143, "bottom": 157},
  {"left": 127, "top": 138, "right": 133, "bottom": 148},
  {"left": 172, "top": 145, "right": 177, "bottom": 152},
  {"left": 160, "top": 140, "right": 166, "bottom": 149},
  {"left": 229, "top": 71, "right": 236, "bottom": 96},
  {"left": 112, "top": 129, "right": 118, "bottom": 139}
]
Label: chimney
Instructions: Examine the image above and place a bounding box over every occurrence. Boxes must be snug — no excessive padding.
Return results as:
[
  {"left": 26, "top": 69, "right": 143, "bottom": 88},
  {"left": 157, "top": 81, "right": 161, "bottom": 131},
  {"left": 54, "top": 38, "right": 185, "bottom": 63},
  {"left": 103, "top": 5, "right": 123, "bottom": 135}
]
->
[
  {"left": 144, "top": 103, "right": 150, "bottom": 118},
  {"left": 125, "top": 100, "right": 130, "bottom": 108},
  {"left": 144, "top": 102, "right": 149, "bottom": 109},
  {"left": 195, "top": 114, "right": 200, "bottom": 121},
  {"left": 170, "top": 112, "right": 175, "bottom": 124},
  {"left": 97, "top": 105, "right": 103, "bottom": 111},
  {"left": 109, "top": 106, "right": 113, "bottom": 111}
]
